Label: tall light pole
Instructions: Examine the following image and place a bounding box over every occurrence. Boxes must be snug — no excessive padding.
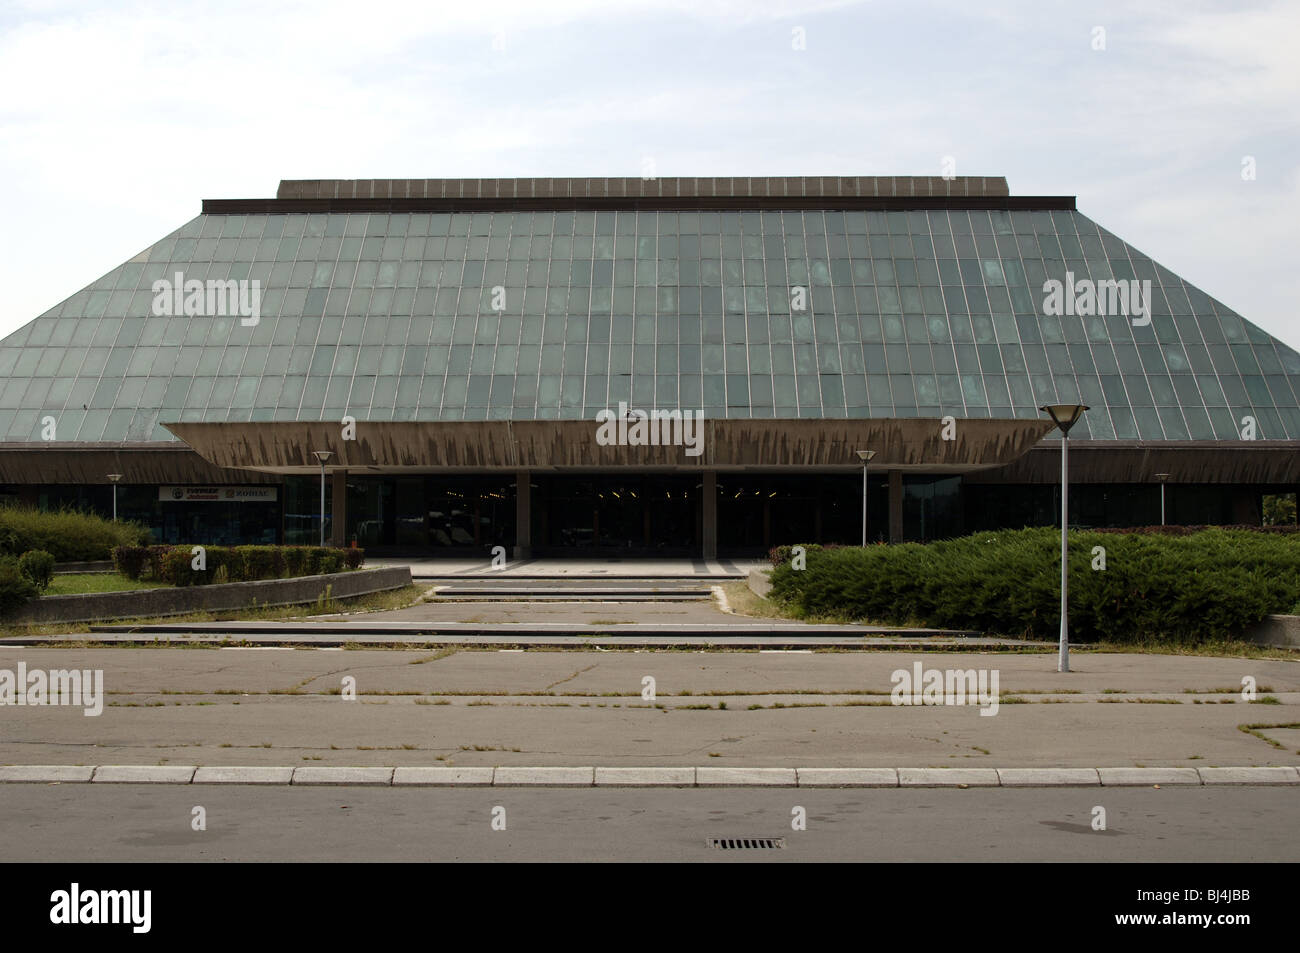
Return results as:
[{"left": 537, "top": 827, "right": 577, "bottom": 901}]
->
[
  {"left": 1040, "top": 404, "right": 1088, "bottom": 673},
  {"left": 107, "top": 473, "right": 122, "bottom": 522},
  {"left": 856, "top": 450, "right": 876, "bottom": 546},
  {"left": 311, "top": 451, "right": 332, "bottom": 547},
  {"left": 1155, "top": 473, "right": 1170, "bottom": 526}
]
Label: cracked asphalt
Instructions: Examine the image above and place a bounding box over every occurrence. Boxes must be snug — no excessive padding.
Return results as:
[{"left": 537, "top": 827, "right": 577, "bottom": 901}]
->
[{"left": 2, "top": 646, "right": 1297, "bottom": 768}]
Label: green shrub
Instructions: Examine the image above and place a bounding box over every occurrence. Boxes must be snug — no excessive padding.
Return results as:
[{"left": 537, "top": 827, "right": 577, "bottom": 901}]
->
[
  {"left": 238, "top": 545, "right": 286, "bottom": 579},
  {"left": 0, "top": 557, "right": 38, "bottom": 614},
  {"left": 149, "top": 544, "right": 353, "bottom": 586},
  {"left": 146, "top": 545, "right": 172, "bottom": 580},
  {"left": 113, "top": 546, "right": 151, "bottom": 580},
  {"left": 17, "top": 550, "right": 56, "bottom": 592},
  {"left": 283, "top": 547, "right": 309, "bottom": 578},
  {"left": 768, "top": 527, "right": 1300, "bottom": 643},
  {"left": 158, "top": 547, "right": 205, "bottom": 586},
  {"left": 0, "top": 506, "right": 150, "bottom": 562}
]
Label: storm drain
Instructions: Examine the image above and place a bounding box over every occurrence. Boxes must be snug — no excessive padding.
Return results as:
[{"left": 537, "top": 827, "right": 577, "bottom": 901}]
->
[{"left": 707, "top": 837, "right": 786, "bottom": 850}]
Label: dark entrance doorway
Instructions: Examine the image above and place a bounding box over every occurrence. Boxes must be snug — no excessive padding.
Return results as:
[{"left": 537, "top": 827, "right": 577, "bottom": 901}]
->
[{"left": 532, "top": 474, "right": 698, "bottom": 555}]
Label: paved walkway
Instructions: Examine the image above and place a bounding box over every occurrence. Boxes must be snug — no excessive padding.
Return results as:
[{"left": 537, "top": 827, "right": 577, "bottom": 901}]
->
[{"left": 2, "top": 647, "right": 1295, "bottom": 769}]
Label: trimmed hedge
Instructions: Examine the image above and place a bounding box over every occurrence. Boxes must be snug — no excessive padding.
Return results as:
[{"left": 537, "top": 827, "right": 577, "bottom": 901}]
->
[
  {"left": 112, "top": 544, "right": 365, "bottom": 587},
  {"left": 767, "top": 527, "right": 1300, "bottom": 643},
  {"left": 0, "top": 506, "right": 150, "bottom": 562}
]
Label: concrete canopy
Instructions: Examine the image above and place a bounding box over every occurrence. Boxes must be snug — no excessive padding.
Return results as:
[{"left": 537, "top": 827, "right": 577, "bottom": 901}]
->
[{"left": 162, "top": 418, "right": 1057, "bottom": 475}]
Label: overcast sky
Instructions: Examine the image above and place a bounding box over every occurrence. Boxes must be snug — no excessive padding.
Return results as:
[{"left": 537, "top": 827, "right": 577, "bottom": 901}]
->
[{"left": 0, "top": 0, "right": 1295, "bottom": 342}]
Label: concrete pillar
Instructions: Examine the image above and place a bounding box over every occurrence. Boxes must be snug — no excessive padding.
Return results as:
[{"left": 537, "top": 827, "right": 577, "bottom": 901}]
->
[
  {"left": 888, "top": 469, "right": 904, "bottom": 544},
  {"left": 514, "top": 469, "right": 531, "bottom": 560},
  {"left": 702, "top": 471, "right": 717, "bottom": 560},
  {"left": 331, "top": 469, "right": 347, "bottom": 547}
]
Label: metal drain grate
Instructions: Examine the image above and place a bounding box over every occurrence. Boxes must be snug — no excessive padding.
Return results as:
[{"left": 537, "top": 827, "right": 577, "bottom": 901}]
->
[{"left": 707, "top": 837, "right": 786, "bottom": 850}]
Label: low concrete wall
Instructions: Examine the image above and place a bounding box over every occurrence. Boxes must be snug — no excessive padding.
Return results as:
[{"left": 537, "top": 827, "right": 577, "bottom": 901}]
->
[
  {"left": 10, "top": 566, "right": 413, "bottom": 625},
  {"left": 53, "top": 560, "right": 114, "bottom": 575},
  {"left": 747, "top": 567, "right": 773, "bottom": 598},
  {"left": 1246, "top": 615, "right": 1300, "bottom": 649}
]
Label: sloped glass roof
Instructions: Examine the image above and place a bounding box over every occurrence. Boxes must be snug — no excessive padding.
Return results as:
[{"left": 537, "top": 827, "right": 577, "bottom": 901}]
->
[{"left": 1, "top": 207, "right": 1298, "bottom": 443}]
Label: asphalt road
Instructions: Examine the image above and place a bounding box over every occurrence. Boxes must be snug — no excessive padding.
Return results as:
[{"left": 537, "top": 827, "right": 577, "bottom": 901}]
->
[{"left": 2, "top": 785, "right": 1294, "bottom": 862}]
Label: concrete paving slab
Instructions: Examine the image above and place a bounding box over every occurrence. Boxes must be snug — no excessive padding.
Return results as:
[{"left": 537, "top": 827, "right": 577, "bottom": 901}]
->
[
  {"left": 996, "top": 768, "right": 1101, "bottom": 787},
  {"left": 392, "top": 767, "right": 495, "bottom": 786},
  {"left": 292, "top": 767, "right": 394, "bottom": 785},
  {"left": 796, "top": 768, "right": 899, "bottom": 787},
  {"left": 494, "top": 766, "right": 594, "bottom": 786},
  {"left": 192, "top": 766, "right": 295, "bottom": 784},
  {"left": 898, "top": 768, "right": 1001, "bottom": 787},
  {"left": 1197, "top": 766, "right": 1300, "bottom": 785},
  {"left": 594, "top": 767, "right": 696, "bottom": 786},
  {"left": 92, "top": 765, "right": 196, "bottom": 783},
  {"left": 1098, "top": 767, "right": 1201, "bottom": 786},
  {"left": 696, "top": 767, "right": 798, "bottom": 786},
  {"left": 0, "top": 765, "right": 94, "bottom": 783}
]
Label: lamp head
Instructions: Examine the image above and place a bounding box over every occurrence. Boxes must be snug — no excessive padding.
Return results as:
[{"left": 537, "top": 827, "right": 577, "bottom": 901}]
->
[
  {"left": 1039, "top": 404, "right": 1089, "bottom": 435},
  {"left": 311, "top": 451, "right": 333, "bottom": 465},
  {"left": 855, "top": 450, "right": 876, "bottom": 463}
]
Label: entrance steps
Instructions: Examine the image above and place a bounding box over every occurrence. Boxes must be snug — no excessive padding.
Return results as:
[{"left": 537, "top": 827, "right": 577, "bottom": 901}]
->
[{"left": 428, "top": 578, "right": 715, "bottom": 601}]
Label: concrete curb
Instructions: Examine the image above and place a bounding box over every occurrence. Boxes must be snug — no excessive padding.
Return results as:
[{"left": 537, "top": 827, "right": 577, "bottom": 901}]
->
[
  {"left": 3, "top": 765, "right": 1297, "bottom": 786},
  {"left": 193, "top": 766, "right": 296, "bottom": 785},
  {"left": 393, "top": 767, "right": 495, "bottom": 786},
  {"left": 494, "top": 767, "right": 595, "bottom": 786},
  {"left": 92, "top": 765, "right": 197, "bottom": 783},
  {"left": 291, "top": 767, "right": 395, "bottom": 786},
  {"left": 1097, "top": 767, "right": 1202, "bottom": 786}
]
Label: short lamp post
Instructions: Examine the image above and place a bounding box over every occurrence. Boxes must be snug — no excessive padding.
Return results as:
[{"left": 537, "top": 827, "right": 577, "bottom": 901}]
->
[
  {"left": 856, "top": 450, "right": 876, "bottom": 546},
  {"left": 311, "top": 451, "right": 332, "bottom": 547},
  {"left": 107, "top": 473, "right": 122, "bottom": 522},
  {"left": 1040, "top": 404, "right": 1089, "bottom": 673},
  {"left": 1155, "top": 473, "right": 1170, "bottom": 526}
]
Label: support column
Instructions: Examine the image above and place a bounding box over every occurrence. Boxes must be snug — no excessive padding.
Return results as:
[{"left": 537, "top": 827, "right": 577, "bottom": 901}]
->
[
  {"left": 888, "top": 469, "right": 904, "bottom": 544},
  {"left": 331, "top": 469, "right": 347, "bottom": 547},
  {"left": 702, "top": 471, "right": 717, "bottom": 560},
  {"left": 514, "top": 469, "right": 531, "bottom": 560}
]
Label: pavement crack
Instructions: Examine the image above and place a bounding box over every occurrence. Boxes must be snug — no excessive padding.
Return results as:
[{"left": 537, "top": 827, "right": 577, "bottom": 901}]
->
[{"left": 543, "top": 663, "right": 598, "bottom": 693}]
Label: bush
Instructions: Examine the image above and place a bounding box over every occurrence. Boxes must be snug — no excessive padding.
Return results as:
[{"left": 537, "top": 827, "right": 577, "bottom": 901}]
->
[
  {"left": 238, "top": 546, "right": 286, "bottom": 580},
  {"left": 768, "top": 527, "right": 1300, "bottom": 643},
  {"left": 17, "top": 550, "right": 56, "bottom": 592},
  {"left": 158, "top": 547, "right": 205, "bottom": 586},
  {"left": 0, "top": 506, "right": 150, "bottom": 562},
  {"left": 148, "top": 544, "right": 358, "bottom": 586},
  {"left": 113, "top": 546, "right": 151, "bottom": 580},
  {"left": 0, "top": 557, "right": 38, "bottom": 614},
  {"left": 283, "top": 546, "right": 310, "bottom": 578}
]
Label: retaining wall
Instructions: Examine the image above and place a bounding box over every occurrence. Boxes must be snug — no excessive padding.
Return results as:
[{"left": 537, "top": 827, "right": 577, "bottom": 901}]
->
[{"left": 10, "top": 566, "right": 413, "bottom": 625}]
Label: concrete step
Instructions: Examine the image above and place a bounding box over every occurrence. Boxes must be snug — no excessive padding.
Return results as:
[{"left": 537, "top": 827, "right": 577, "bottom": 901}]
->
[
  {"left": 431, "top": 585, "right": 714, "bottom": 600},
  {"left": 428, "top": 577, "right": 717, "bottom": 600}
]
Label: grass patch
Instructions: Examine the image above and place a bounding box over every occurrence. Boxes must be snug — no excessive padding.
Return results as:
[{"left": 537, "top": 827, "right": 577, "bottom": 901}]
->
[{"left": 44, "top": 573, "right": 167, "bottom": 595}]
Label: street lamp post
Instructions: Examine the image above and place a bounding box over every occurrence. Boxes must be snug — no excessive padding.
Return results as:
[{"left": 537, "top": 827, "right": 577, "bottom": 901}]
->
[
  {"left": 1155, "top": 473, "right": 1170, "bottom": 526},
  {"left": 856, "top": 450, "right": 876, "bottom": 546},
  {"left": 311, "top": 451, "right": 332, "bottom": 547},
  {"left": 1040, "top": 404, "right": 1089, "bottom": 673},
  {"left": 107, "top": 473, "right": 122, "bottom": 522}
]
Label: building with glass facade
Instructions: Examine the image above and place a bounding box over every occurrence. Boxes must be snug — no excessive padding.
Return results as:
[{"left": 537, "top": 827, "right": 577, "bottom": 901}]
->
[{"left": 1, "top": 176, "right": 1297, "bottom": 556}]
